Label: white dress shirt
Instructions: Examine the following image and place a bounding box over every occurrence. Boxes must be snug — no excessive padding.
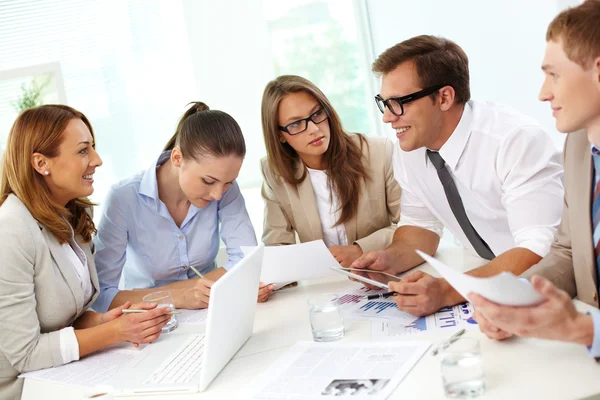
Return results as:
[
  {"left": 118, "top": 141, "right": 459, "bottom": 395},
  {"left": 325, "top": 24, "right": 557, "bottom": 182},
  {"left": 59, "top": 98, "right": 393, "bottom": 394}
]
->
[
  {"left": 58, "top": 238, "right": 93, "bottom": 364},
  {"left": 307, "top": 168, "right": 348, "bottom": 247},
  {"left": 392, "top": 100, "right": 564, "bottom": 258}
]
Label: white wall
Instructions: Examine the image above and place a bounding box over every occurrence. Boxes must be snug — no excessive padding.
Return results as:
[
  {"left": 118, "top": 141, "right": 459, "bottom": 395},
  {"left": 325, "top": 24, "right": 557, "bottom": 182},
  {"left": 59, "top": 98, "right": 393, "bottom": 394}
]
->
[{"left": 364, "top": 0, "right": 583, "bottom": 148}]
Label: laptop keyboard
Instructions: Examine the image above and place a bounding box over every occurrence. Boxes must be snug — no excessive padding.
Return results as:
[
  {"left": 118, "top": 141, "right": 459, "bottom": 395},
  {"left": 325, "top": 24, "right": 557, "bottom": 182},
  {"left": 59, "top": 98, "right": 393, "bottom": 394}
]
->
[{"left": 144, "top": 334, "right": 206, "bottom": 385}]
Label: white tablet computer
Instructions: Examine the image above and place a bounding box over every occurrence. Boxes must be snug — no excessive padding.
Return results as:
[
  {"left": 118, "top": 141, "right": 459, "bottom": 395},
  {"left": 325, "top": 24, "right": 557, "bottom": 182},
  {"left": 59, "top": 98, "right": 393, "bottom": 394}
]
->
[{"left": 329, "top": 265, "right": 390, "bottom": 290}]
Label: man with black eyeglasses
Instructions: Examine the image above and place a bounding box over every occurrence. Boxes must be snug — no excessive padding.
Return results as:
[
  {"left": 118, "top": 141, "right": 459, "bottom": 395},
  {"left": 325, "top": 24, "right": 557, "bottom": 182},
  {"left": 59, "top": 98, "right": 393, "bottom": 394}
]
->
[{"left": 351, "top": 35, "right": 564, "bottom": 317}]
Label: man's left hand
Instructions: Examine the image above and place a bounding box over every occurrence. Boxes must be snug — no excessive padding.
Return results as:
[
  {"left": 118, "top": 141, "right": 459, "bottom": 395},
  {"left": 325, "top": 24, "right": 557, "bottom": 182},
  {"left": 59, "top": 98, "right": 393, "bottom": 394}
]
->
[{"left": 470, "top": 275, "right": 592, "bottom": 344}]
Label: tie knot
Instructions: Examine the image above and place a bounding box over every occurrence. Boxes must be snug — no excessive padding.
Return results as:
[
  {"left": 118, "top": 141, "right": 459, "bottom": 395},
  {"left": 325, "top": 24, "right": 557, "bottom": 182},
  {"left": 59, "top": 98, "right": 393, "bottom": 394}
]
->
[{"left": 427, "top": 150, "right": 445, "bottom": 170}]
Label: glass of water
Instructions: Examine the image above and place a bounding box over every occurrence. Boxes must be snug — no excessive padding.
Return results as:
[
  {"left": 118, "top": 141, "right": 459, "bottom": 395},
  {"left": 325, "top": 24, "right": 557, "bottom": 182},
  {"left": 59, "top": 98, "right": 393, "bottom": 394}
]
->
[
  {"left": 307, "top": 294, "right": 344, "bottom": 342},
  {"left": 142, "top": 290, "right": 178, "bottom": 333},
  {"left": 440, "top": 337, "right": 485, "bottom": 398}
]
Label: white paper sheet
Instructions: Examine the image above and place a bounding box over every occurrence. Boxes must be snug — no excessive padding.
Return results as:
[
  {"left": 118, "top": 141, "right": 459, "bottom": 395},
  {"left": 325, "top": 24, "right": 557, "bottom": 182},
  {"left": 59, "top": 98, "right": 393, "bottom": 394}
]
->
[
  {"left": 19, "top": 344, "right": 144, "bottom": 387},
  {"left": 371, "top": 302, "right": 479, "bottom": 340},
  {"left": 177, "top": 308, "right": 208, "bottom": 325},
  {"left": 242, "top": 240, "right": 339, "bottom": 288},
  {"left": 245, "top": 340, "right": 430, "bottom": 399},
  {"left": 337, "top": 286, "right": 418, "bottom": 324},
  {"left": 416, "top": 250, "right": 544, "bottom": 306}
]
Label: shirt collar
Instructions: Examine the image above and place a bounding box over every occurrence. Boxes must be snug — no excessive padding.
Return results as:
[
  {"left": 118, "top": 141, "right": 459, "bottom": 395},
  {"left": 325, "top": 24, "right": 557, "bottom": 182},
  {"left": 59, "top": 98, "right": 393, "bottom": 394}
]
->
[
  {"left": 591, "top": 143, "right": 600, "bottom": 157},
  {"left": 436, "top": 101, "right": 473, "bottom": 170},
  {"left": 138, "top": 151, "right": 171, "bottom": 201}
]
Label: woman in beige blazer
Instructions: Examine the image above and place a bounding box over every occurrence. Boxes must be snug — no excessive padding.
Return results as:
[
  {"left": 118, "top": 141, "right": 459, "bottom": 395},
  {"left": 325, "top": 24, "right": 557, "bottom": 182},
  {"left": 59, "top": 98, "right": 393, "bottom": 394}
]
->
[
  {"left": 260, "top": 75, "right": 401, "bottom": 269},
  {"left": 0, "top": 105, "right": 172, "bottom": 398}
]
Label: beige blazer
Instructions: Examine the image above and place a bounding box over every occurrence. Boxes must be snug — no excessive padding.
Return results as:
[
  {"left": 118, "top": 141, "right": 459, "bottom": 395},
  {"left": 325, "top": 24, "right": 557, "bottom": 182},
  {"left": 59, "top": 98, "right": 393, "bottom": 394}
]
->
[
  {"left": 522, "top": 131, "right": 598, "bottom": 308},
  {"left": 261, "top": 135, "right": 401, "bottom": 252},
  {"left": 0, "top": 194, "right": 99, "bottom": 399}
]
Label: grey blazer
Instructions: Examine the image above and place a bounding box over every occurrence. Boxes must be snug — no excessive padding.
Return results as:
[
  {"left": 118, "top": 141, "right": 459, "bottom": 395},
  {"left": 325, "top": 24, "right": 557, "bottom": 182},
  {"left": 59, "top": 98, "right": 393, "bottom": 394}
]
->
[{"left": 0, "top": 194, "right": 99, "bottom": 399}]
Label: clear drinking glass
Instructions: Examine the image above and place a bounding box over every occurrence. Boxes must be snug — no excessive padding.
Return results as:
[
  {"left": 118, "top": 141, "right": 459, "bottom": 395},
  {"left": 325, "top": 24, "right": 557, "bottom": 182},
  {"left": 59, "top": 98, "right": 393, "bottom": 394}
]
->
[
  {"left": 440, "top": 337, "right": 485, "bottom": 398},
  {"left": 307, "top": 294, "right": 344, "bottom": 342},
  {"left": 142, "top": 290, "right": 178, "bottom": 333}
]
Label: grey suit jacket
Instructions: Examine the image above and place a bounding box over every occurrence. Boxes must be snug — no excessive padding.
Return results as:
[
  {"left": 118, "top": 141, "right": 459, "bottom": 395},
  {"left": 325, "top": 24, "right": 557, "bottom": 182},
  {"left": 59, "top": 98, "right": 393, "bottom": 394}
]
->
[
  {"left": 522, "top": 132, "right": 599, "bottom": 308},
  {"left": 261, "top": 135, "right": 401, "bottom": 252},
  {"left": 0, "top": 194, "right": 99, "bottom": 399}
]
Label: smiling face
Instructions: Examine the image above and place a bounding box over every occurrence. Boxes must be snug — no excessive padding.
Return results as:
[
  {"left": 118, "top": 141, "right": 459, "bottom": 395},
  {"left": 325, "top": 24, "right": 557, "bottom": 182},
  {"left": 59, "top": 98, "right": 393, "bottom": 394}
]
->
[
  {"left": 277, "top": 91, "right": 331, "bottom": 169},
  {"left": 539, "top": 39, "right": 600, "bottom": 135},
  {"left": 40, "top": 118, "right": 103, "bottom": 205},
  {"left": 174, "top": 150, "right": 243, "bottom": 208},
  {"left": 379, "top": 61, "right": 445, "bottom": 152}
]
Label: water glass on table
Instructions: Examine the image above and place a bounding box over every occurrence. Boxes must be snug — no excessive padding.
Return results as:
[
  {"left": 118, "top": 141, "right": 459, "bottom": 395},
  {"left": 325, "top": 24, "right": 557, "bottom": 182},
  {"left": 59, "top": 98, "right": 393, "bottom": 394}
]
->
[
  {"left": 440, "top": 337, "right": 485, "bottom": 398},
  {"left": 142, "top": 290, "right": 179, "bottom": 333},
  {"left": 307, "top": 294, "right": 344, "bottom": 342}
]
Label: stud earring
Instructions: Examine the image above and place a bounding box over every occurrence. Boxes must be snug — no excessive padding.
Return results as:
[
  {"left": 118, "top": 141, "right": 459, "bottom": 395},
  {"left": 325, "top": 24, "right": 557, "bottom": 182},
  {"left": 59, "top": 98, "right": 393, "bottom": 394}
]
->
[{"left": 44, "top": 170, "right": 49, "bottom": 175}]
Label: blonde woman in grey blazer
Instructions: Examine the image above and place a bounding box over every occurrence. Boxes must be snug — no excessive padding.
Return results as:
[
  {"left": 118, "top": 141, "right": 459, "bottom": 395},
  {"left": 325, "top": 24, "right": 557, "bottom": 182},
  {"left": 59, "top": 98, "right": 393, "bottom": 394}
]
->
[{"left": 0, "top": 106, "right": 172, "bottom": 399}]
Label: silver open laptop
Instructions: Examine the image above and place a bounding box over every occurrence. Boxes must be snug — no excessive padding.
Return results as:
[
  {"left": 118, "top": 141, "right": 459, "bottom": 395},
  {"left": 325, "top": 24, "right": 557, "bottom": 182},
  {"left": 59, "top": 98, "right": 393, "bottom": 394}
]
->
[{"left": 113, "top": 244, "right": 264, "bottom": 395}]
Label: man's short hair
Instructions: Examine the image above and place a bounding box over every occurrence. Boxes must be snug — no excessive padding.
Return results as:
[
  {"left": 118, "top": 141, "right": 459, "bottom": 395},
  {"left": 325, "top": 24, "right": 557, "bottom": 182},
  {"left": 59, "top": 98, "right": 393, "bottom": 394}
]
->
[
  {"left": 547, "top": 0, "right": 600, "bottom": 68},
  {"left": 372, "top": 35, "right": 471, "bottom": 104}
]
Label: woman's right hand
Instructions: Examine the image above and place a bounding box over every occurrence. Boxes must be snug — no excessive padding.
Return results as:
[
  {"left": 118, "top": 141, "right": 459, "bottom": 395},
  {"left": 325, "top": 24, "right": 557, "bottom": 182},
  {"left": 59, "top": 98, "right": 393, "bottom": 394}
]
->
[
  {"left": 180, "top": 278, "right": 214, "bottom": 309},
  {"left": 112, "top": 302, "right": 172, "bottom": 346}
]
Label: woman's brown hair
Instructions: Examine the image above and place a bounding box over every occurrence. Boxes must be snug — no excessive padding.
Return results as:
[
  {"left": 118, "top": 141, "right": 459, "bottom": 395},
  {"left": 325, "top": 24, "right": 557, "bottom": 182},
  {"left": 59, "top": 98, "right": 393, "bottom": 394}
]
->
[
  {"left": 163, "top": 101, "right": 246, "bottom": 160},
  {"left": 0, "top": 105, "right": 97, "bottom": 243},
  {"left": 261, "top": 75, "right": 370, "bottom": 226}
]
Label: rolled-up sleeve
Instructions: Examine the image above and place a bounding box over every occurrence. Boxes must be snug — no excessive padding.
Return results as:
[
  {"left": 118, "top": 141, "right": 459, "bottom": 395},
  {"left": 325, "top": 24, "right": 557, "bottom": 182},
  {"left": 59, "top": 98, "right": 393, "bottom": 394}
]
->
[
  {"left": 93, "top": 187, "right": 129, "bottom": 312},
  {"left": 393, "top": 144, "right": 444, "bottom": 237},
  {"left": 588, "top": 309, "right": 600, "bottom": 358},
  {"left": 497, "top": 126, "right": 564, "bottom": 257},
  {"left": 218, "top": 181, "right": 257, "bottom": 270}
]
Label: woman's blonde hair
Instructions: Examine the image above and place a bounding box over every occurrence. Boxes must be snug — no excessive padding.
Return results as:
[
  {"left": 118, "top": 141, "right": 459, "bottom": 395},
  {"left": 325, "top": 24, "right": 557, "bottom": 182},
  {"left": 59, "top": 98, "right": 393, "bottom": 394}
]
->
[
  {"left": 0, "top": 105, "right": 96, "bottom": 243},
  {"left": 261, "top": 75, "right": 369, "bottom": 226}
]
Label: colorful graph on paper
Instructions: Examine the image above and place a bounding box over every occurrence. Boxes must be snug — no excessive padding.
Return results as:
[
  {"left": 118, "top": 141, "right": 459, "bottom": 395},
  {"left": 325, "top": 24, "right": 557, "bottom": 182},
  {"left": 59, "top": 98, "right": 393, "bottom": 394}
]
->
[{"left": 337, "top": 286, "right": 418, "bottom": 324}]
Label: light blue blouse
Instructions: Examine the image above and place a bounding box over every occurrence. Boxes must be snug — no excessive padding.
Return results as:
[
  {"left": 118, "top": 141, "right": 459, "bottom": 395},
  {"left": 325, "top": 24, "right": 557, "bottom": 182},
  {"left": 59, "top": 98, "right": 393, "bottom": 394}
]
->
[{"left": 93, "top": 151, "right": 257, "bottom": 312}]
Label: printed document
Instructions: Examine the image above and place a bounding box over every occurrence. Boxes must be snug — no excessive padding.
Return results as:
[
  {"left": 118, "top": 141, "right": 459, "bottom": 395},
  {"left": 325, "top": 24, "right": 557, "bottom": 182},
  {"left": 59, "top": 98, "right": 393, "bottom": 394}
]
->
[
  {"left": 417, "top": 250, "right": 544, "bottom": 306},
  {"left": 177, "top": 308, "right": 208, "bottom": 325},
  {"left": 338, "top": 286, "right": 417, "bottom": 324},
  {"left": 19, "top": 344, "right": 143, "bottom": 387},
  {"left": 246, "top": 341, "right": 430, "bottom": 399},
  {"left": 242, "top": 240, "right": 339, "bottom": 288},
  {"left": 372, "top": 302, "right": 479, "bottom": 340}
]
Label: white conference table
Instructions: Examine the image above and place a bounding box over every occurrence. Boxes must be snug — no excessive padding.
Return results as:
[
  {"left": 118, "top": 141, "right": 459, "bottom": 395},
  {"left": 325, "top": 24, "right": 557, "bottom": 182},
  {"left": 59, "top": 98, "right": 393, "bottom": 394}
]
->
[{"left": 23, "top": 244, "right": 600, "bottom": 399}]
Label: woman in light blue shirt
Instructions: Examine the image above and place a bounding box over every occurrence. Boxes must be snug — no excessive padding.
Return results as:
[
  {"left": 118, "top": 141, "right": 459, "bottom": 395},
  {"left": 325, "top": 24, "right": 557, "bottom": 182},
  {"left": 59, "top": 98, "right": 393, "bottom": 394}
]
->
[{"left": 94, "top": 102, "right": 268, "bottom": 312}]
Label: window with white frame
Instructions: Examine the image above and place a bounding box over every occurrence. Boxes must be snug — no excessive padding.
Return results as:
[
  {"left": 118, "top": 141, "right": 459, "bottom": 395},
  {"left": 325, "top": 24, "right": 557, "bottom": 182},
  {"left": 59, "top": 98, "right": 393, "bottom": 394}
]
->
[{"left": 0, "top": 0, "right": 373, "bottom": 243}]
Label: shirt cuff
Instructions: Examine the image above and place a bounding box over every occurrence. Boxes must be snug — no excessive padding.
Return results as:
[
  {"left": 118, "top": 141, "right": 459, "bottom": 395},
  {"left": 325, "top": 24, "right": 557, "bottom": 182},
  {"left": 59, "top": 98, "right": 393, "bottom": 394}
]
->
[
  {"left": 92, "top": 286, "right": 120, "bottom": 312},
  {"left": 587, "top": 309, "right": 600, "bottom": 358},
  {"left": 59, "top": 327, "right": 80, "bottom": 364}
]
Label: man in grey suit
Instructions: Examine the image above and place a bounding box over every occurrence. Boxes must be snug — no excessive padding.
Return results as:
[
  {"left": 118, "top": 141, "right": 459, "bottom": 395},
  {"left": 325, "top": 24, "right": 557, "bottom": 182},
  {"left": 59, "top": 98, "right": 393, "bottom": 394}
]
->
[{"left": 471, "top": 0, "right": 600, "bottom": 359}]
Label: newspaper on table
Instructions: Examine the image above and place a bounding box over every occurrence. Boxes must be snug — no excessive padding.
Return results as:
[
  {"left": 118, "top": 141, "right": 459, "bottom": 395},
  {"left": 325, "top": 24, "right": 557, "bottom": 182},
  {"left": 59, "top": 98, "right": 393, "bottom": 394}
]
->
[
  {"left": 245, "top": 340, "right": 430, "bottom": 399},
  {"left": 372, "top": 302, "right": 478, "bottom": 340},
  {"left": 19, "top": 344, "right": 143, "bottom": 387},
  {"left": 337, "top": 285, "right": 418, "bottom": 325}
]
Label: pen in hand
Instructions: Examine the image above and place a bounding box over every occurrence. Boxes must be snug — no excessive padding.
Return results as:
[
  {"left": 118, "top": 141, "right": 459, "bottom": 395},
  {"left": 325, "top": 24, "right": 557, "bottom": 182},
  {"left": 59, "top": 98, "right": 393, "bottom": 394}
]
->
[
  {"left": 363, "top": 292, "right": 397, "bottom": 301},
  {"left": 122, "top": 309, "right": 182, "bottom": 315},
  {"left": 188, "top": 264, "right": 205, "bottom": 279}
]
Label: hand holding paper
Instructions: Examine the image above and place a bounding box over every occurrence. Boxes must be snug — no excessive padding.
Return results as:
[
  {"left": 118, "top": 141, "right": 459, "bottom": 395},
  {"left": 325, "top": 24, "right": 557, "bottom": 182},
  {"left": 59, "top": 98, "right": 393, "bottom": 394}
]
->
[{"left": 415, "top": 250, "right": 544, "bottom": 306}]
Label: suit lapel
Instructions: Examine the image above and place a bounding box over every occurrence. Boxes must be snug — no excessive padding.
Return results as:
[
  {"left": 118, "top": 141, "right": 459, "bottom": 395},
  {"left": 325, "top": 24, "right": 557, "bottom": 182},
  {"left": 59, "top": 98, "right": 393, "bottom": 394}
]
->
[
  {"left": 575, "top": 141, "right": 597, "bottom": 289},
  {"left": 81, "top": 238, "right": 100, "bottom": 309},
  {"left": 39, "top": 225, "right": 85, "bottom": 313},
  {"left": 292, "top": 162, "right": 324, "bottom": 241}
]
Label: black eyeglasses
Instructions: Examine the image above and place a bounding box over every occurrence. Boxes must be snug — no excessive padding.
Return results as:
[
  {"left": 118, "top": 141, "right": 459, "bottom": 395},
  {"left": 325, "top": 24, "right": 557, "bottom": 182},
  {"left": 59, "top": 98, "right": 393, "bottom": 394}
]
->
[
  {"left": 375, "top": 84, "right": 447, "bottom": 116},
  {"left": 279, "top": 108, "right": 329, "bottom": 135}
]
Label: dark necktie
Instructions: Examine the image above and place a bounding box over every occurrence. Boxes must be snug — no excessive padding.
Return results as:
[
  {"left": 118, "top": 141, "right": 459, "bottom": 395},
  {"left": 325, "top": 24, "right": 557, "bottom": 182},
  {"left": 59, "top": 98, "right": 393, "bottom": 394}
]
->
[{"left": 427, "top": 150, "right": 495, "bottom": 260}]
